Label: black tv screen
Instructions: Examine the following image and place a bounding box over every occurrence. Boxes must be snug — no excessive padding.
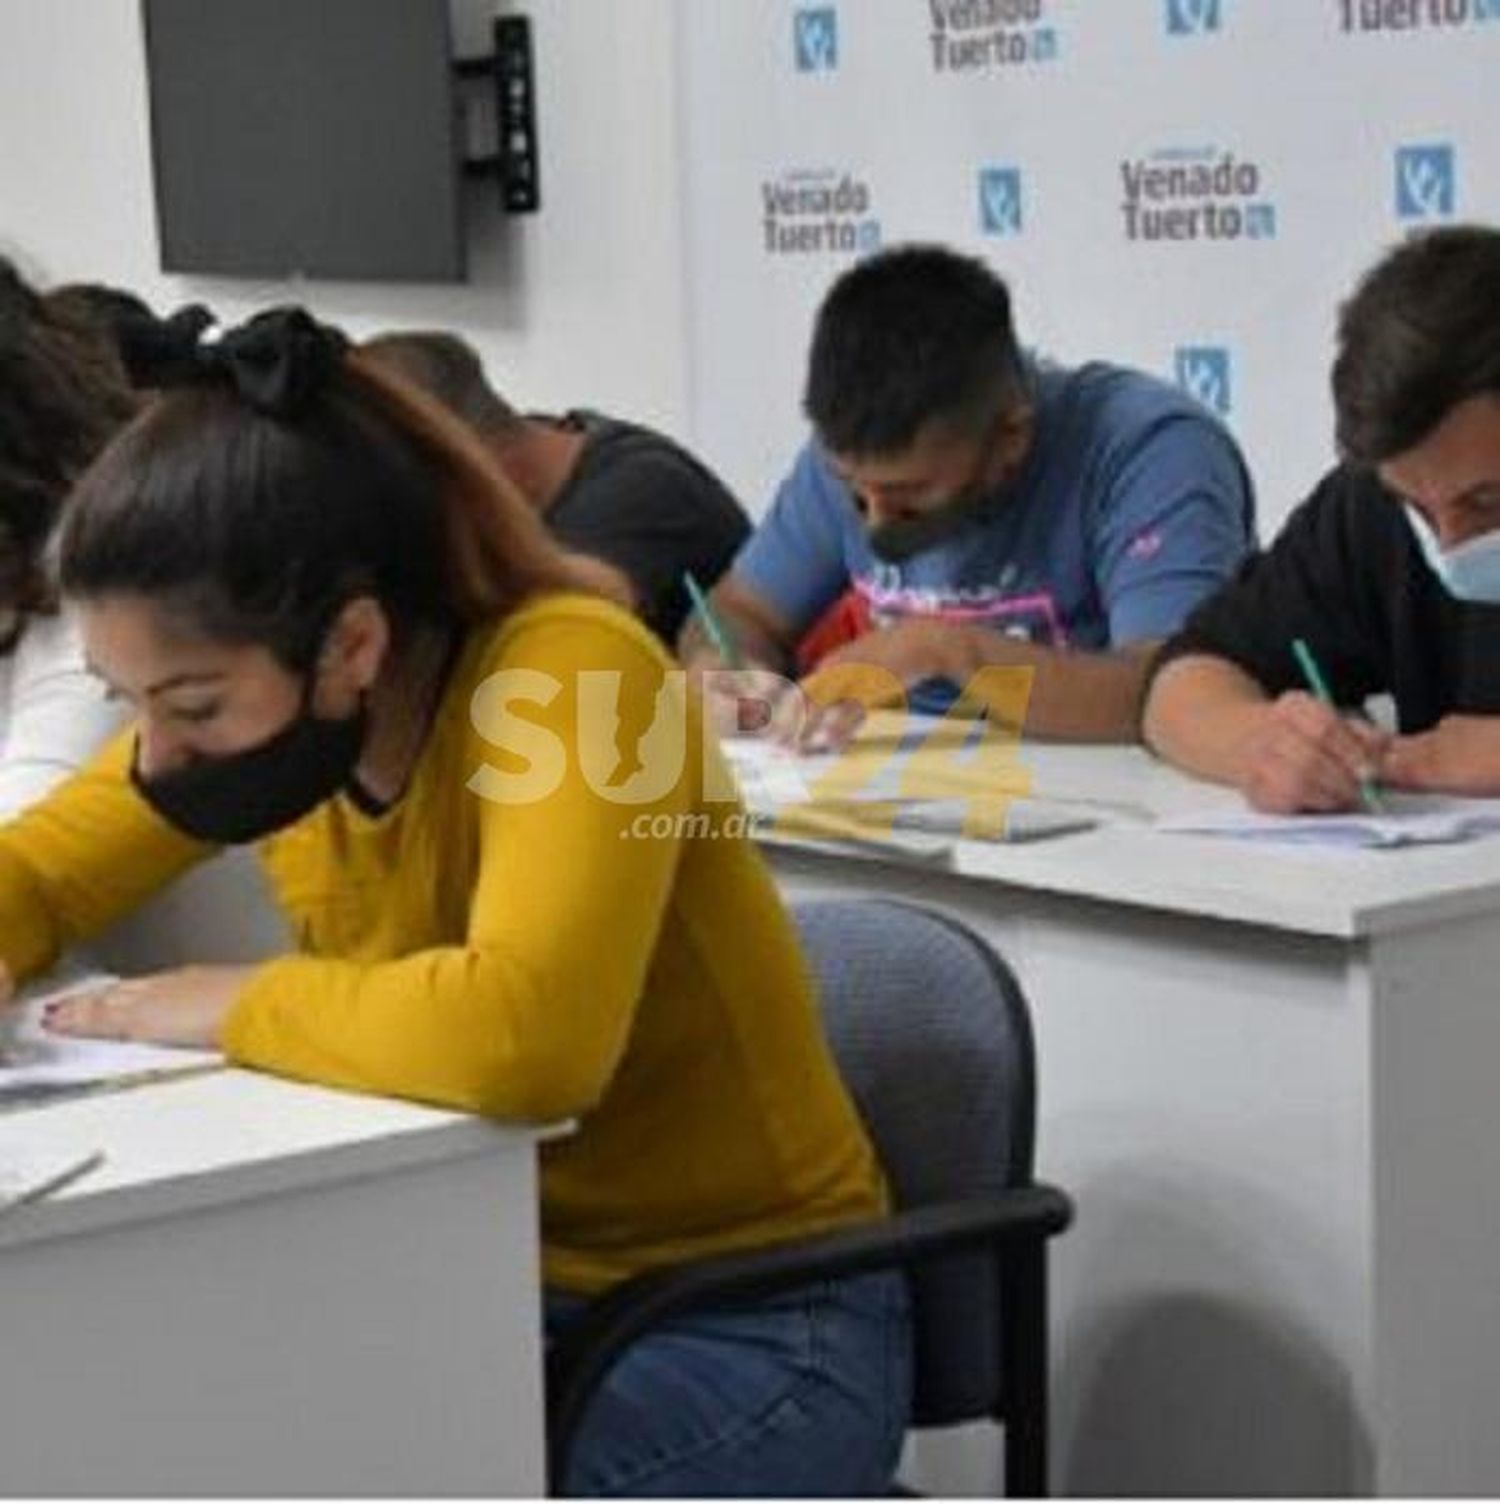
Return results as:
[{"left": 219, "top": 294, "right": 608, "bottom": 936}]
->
[{"left": 142, "top": 0, "right": 465, "bottom": 282}]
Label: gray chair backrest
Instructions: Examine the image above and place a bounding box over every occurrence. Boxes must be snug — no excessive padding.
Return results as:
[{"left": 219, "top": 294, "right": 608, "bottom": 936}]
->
[{"left": 792, "top": 898, "right": 1036, "bottom": 1427}]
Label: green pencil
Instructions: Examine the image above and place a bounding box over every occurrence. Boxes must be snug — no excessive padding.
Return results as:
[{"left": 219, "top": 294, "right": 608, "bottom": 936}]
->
[
  {"left": 1291, "top": 636, "right": 1383, "bottom": 814},
  {"left": 683, "top": 571, "right": 743, "bottom": 670}
]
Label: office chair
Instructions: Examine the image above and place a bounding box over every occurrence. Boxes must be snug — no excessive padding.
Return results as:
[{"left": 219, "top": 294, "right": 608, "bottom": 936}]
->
[{"left": 546, "top": 897, "right": 1073, "bottom": 1497}]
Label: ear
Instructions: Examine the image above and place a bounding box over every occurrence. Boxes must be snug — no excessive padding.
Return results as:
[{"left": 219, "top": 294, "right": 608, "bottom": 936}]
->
[
  {"left": 316, "top": 596, "right": 390, "bottom": 706},
  {"left": 993, "top": 405, "right": 1037, "bottom": 478},
  {"left": 1001, "top": 403, "right": 1036, "bottom": 448}
]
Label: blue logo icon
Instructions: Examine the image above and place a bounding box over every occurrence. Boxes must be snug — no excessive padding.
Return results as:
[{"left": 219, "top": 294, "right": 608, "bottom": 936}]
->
[
  {"left": 979, "top": 168, "right": 1023, "bottom": 236},
  {"left": 1245, "top": 203, "right": 1277, "bottom": 239},
  {"left": 1031, "top": 27, "right": 1060, "bottom": 61},
  {"left": 1166, "top": 0, "right": 1222, "bottom": 34},
  {"left": 1174, "top": 347, "right": 1232, "bottom": 416},
  {"left": 1396, "top": 145, "right": 1455, "bottom": 220},
  {"left": 794, "top": 8, "right": 838, "bottom": 72}
]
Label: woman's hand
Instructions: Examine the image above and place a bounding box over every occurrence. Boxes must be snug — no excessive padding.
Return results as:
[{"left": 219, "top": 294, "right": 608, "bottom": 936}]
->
[{"left": 43, "top": 966, "right": 256, "bottom": 1050}]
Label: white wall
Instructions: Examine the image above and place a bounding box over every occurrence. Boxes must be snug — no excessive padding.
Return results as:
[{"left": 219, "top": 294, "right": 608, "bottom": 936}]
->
[{"left": 0, "top": 0, "right": 692, "bottom": 435}]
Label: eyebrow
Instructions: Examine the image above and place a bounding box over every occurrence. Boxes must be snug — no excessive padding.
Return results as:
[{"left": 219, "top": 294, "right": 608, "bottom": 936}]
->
[
  {"left": 1384, "top": 477, "right": 1500, "bottom": 514},
  {"left": 832, "top": 467, "right": 927, "bottom": 494},
  {"left": 144, "top": 671, "right": 229, "bottom": 697},
  {"left": 1452, "top": 482, "right": 1500, "bottom": 506},
  {"left": 84, "top": 662, "right": 229, "bottom": 698}
]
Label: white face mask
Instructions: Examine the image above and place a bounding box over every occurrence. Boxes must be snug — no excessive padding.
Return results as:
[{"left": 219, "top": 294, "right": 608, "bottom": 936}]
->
[{"left": 1404, "top": 505, "right": 1500, "bottom": 605}]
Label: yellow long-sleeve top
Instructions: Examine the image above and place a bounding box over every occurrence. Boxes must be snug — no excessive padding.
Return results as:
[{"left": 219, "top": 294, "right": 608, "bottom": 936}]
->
[{"left": 0, "top": 593, "right": 885, "bottom": 1291}]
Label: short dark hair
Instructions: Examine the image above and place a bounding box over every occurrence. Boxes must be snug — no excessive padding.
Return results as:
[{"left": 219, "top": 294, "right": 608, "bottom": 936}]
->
[
  {"left": 0, "top": 257, "right": 135, "bottom": 616},
  {"left": 1333, "top": 225, "right": 1500, "bottom": 465},
  {"left": 802, "top": 244, "right": 1028, "bottom": 457},
  {"left": 360, "top": 330, "right": 518, "bottom": 438}
]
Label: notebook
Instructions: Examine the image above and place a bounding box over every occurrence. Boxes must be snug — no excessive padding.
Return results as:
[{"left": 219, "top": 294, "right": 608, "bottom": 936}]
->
[{"left": 1155, "top": 794, "right": 1500, "bottom": 850}]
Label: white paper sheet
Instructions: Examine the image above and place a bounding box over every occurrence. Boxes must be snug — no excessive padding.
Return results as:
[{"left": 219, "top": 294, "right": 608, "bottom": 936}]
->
[
  {"left": 0, "top": 972, "right": 221, "bottom": 1097},
  {"left": 721, "top": 732, "right": 1097, "bottom": 848},
  {"left": 1156, "top": 794, "right": 1500, "bottom": 850}
]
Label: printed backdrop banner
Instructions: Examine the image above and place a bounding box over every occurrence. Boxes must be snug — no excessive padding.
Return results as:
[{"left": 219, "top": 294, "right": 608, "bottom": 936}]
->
[{"left": 674, "top": 0, "right": 1500, "bottom": 539}]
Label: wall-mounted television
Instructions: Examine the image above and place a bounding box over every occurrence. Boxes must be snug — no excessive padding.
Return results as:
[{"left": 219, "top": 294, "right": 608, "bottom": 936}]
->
[{"left": 141, "top": 0, "right": 466, "bottom": 282}]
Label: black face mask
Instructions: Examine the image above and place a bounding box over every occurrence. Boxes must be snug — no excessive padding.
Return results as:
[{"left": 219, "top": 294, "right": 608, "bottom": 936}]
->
[
  {"left": 861, "top": 405, "right": 1030, "bottom": 564},
  {"left": 865, "top": 481, "right": 1009, "bottom": 563},
  {"left": 130, "top": 684, "right": 367, "bottom": 846}
]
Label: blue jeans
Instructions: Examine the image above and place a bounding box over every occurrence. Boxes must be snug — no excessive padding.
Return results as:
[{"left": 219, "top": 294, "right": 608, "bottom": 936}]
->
[{"left": 546, "top": 1268, "right": 912, "bottom": 1497}]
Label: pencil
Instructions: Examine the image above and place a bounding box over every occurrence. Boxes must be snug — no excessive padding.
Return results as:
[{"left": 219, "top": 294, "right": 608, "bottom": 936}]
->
[
  {"left": 1291, "top": 637, "right": 1383, "bottom": 814},
  {"left": 683, "top": 571, "right": 743, "bottom": 670}
]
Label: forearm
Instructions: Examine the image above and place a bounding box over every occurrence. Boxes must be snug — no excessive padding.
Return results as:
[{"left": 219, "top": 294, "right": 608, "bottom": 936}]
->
[
  {"left": 1141, "top": 654, "right": 1271, "bottom": 784},
  {"left": 225, "top": 943, "right": 636, "bottom": 1121},
  {"left": 937, "top": 624, "right": 1159, "bottom": 743},
  {"left": 678, "top": 603, "right": 792, "bottom": 675}
]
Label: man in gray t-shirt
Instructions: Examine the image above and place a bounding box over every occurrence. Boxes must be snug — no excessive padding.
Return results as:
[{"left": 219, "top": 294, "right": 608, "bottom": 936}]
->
[{"left": 362, "top": 331, "right": 750, "bottom": 642}]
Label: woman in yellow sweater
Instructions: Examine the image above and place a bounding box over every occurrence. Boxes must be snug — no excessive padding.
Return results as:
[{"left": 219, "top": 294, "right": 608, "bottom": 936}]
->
[{"left": 0, "top": 309, "right": 909, "bottom": 1496}]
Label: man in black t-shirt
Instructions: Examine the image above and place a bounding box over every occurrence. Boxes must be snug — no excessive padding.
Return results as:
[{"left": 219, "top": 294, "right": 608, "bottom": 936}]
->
[
  {"left": 362, "top": 331, "right": 750, "bottom": 642},
  {"left": 1144, "top": 225, "right": 1500, "bottom": 813}
]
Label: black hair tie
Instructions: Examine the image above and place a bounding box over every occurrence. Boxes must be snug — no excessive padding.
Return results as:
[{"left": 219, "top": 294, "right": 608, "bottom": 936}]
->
[
  {"left": 214, "top": 307, "right": 348, "bottom": 416},
  {"left": 116, "top": 303, "right": 216, "bottom": 389},
  {"left": 126, "top": 304, "right": 348, "bottom": 419}
]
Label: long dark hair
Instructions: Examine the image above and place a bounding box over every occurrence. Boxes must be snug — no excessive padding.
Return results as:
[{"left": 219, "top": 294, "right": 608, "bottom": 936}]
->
[
  {"left": 0, "top": 256, "right": 136, "bottom": 623},
  {"left": 58, "top": 319, "right": 627, "bottom": 670}
]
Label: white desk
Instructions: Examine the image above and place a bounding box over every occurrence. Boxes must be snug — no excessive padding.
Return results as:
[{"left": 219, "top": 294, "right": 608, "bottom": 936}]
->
[
  {"left": 0, "top": 1070, "right": 556, "bottom": 1495},
  {"left": 763, "top": 744, "right": 1500, "bottom": 1496}
]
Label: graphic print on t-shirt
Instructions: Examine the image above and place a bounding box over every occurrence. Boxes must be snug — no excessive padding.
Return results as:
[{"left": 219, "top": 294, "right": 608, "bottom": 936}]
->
[{"left": 854, "top": 561, "right": 1072, "bottom": 649}]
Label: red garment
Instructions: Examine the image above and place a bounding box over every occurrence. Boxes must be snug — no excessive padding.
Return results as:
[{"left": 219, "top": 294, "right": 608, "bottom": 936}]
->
[{"left": 795, "top": 588, "right": 873, "bottom": 674}]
